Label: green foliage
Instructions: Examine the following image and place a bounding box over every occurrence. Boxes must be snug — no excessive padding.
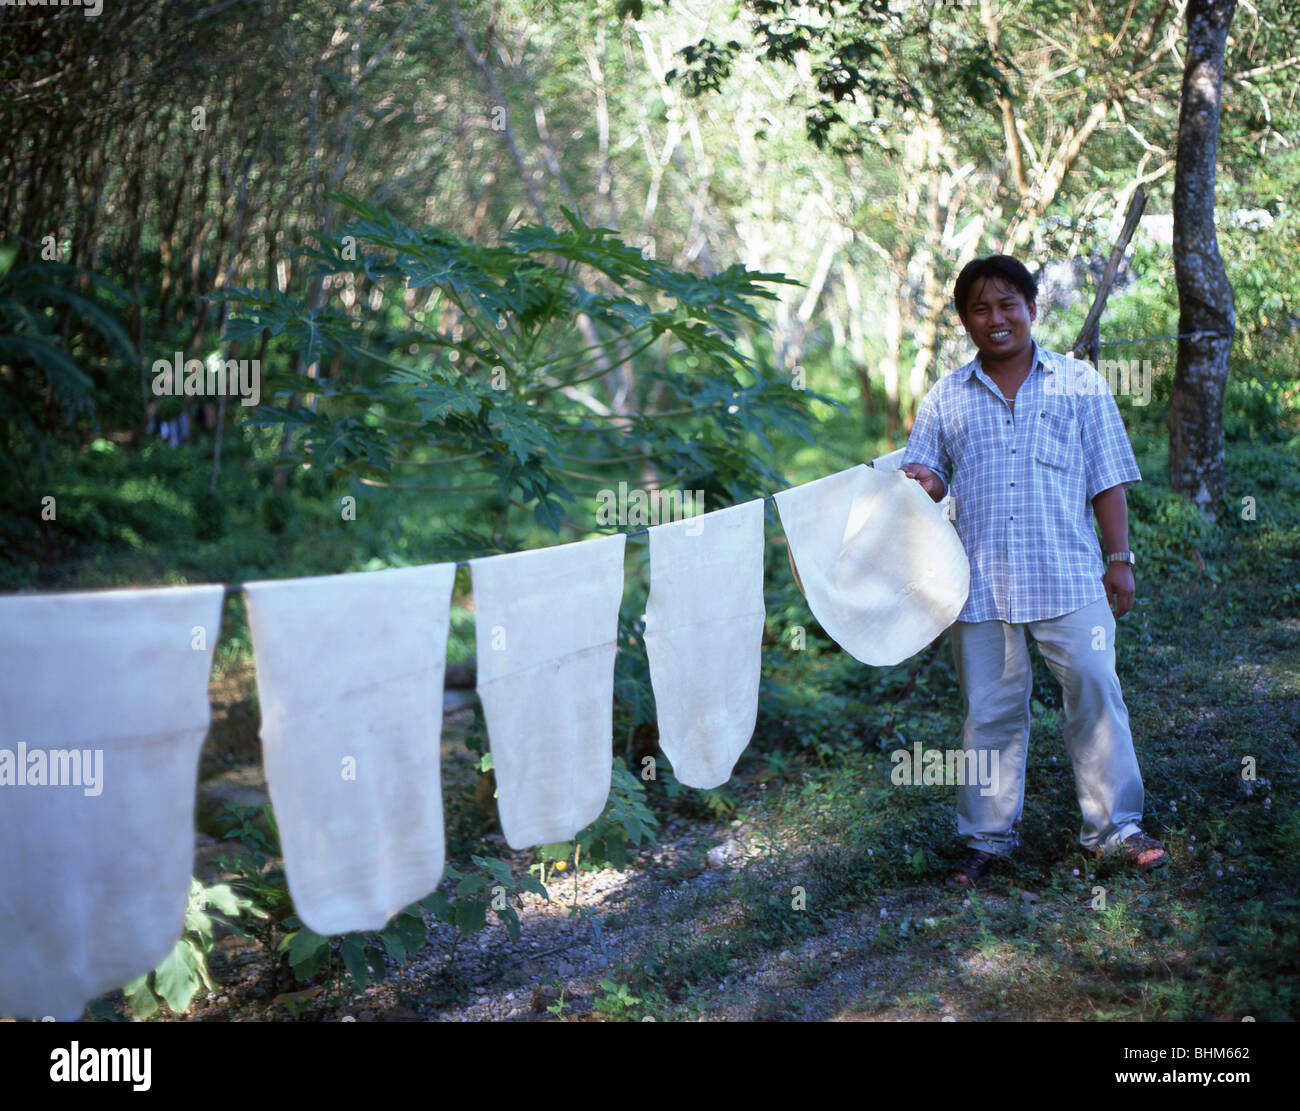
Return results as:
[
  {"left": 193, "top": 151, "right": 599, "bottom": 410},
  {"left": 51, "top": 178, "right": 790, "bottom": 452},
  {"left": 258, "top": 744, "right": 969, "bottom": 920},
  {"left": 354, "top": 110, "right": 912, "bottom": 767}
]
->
[
  {"left": 217, "top": 193, "right": 828, "bottom": 539},
  {"left": 211, "top": 804, "right": 297, "bottom": 980},
  {"left": 670, "top": 1, "right": 1018, "bottom": 150},
  {"left": 592, "top": 977, "right": 642, "bottom": 1017},
  {"left": 421, "top": 855, "right": 549, "bottom": 955},
  {"left": 214, "top": 802, "right": 549, "bottom": 998},
  {"left": 545, "top": 986, "right": 571, "bottom": 1019},
  {"left": 580, "top": 757, "right": 659, "bottom": 870},
  {"left": 122, "top": 877, "right": 265, "bottom": 1018},
  {"left": 659, "top": 764, "right": 742, "bottom": 818},
  {"left": 277, "top": 907, "right": 429, "bottom": 993},
  {"left": 527, "top": 758, "right": 658, "bottom": 888},
  {"left": 0, "top": 251, "right": 135, "bottom": 483},
  {"left": 1126, "top": 476, "right": 1214, "bottom": 578},
  {"left": 613, "top": 606, "right": 657, "bottom": 750}
]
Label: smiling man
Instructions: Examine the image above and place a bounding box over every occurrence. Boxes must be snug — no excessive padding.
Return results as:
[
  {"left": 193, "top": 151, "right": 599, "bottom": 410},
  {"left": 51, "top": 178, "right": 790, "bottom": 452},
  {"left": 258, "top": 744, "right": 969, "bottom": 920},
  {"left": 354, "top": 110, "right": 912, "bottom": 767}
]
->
[{"left": 900, "top": 254, "right": 1166, "bottom": 890}]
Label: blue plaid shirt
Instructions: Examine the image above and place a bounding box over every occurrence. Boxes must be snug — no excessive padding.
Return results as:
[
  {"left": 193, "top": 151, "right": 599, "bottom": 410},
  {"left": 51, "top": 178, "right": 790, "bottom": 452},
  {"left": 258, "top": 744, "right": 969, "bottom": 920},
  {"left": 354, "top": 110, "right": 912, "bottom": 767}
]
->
[{"left": 902, "top": 343, "right": 1141, "bottom": 624}]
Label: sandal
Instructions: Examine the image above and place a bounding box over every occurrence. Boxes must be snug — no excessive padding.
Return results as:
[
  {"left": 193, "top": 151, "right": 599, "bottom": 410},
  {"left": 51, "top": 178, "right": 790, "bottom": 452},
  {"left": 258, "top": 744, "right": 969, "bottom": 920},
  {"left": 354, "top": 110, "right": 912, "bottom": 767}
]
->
[
  {"left": 945, "top": 848, "right": 998, "bottom": 891},
  {"left": 1119, "top": 831, "right": 1167, "bottom": 871}
]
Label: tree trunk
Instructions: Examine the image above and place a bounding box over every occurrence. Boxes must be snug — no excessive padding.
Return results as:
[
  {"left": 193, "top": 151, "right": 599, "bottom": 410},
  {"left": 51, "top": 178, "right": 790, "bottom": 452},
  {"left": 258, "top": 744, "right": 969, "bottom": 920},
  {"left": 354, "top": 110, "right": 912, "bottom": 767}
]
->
[
  {"left": 840, "top": 258, "right": 874, "bottom": 419},
  {"left": 879, "top": 275, "right": 903, "bottom": 438},
  {"left": 1169, "top": 0, "right": 1237, "bottom": 518}
]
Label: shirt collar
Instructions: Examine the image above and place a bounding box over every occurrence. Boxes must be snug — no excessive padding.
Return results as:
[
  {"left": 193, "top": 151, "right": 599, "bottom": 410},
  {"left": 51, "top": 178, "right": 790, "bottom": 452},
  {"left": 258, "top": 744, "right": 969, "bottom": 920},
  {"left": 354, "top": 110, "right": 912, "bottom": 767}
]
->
[{"left": 962, "top": 340, "right": 1054, "bottom": 379}]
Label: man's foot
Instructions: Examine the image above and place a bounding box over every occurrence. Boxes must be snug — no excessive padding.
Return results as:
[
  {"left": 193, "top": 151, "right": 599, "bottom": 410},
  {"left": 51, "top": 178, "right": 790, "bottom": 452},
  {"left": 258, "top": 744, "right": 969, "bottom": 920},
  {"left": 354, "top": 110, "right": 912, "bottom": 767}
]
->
[
  {"left": 1118, "top": 830, "right": 1167, "bottom": 871},
  {"left": 945, "top": 848, "right": 999, "bottom": 891}
]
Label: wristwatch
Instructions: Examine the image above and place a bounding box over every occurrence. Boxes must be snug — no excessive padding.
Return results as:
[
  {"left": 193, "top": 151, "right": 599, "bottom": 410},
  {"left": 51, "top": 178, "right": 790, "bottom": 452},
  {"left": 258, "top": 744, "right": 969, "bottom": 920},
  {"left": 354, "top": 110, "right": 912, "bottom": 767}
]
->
[{"left": 1106, "top": 551, "right": 1136, "bottom": 566}]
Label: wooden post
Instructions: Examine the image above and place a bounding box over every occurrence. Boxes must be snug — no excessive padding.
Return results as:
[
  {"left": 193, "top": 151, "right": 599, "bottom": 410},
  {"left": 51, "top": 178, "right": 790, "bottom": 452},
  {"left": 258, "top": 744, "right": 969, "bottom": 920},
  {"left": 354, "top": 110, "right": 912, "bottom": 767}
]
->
[{"left": 1071, "top": 186, "right": 1149, "bottom": 365}]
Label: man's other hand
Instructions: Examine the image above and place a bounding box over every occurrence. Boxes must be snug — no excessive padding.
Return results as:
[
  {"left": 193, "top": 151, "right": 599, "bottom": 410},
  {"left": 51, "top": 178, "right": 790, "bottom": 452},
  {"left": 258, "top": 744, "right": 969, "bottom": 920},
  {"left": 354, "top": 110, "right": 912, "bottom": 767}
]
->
[
  {"left": 900, "top": 463, "right": 945, "bottom": 502},
  {"left": 1103, "top": 561, "right": 1136, "bottom": 618}
]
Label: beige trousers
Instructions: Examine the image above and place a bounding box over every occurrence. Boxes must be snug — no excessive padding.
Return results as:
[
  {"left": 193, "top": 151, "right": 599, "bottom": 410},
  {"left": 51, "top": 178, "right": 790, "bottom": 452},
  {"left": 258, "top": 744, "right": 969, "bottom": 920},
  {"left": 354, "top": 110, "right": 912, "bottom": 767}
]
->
[{"left": 948, "top": 596, "right": 1145, "bottom": 856}]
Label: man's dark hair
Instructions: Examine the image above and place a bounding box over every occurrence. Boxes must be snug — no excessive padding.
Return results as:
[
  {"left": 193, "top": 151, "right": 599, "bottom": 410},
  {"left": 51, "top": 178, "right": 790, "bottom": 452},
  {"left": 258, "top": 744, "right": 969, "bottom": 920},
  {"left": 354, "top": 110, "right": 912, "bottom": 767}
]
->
[{"left": 953, "top": 255, "right": 1038, "bottom": 320}]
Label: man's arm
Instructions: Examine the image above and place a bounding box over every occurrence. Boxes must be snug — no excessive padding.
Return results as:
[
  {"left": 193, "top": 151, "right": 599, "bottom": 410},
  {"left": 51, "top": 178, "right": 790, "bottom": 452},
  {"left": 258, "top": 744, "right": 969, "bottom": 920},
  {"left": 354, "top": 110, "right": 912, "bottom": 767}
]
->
[
  {"left": 1093, "top": 484, "right": 1135, "bottom": 618},
  {"left": 900, "top": 389, "right": 950, "bottom": 502},
  {"left": 1074, "top": 357, "right": 1142, "bottom": 619}
]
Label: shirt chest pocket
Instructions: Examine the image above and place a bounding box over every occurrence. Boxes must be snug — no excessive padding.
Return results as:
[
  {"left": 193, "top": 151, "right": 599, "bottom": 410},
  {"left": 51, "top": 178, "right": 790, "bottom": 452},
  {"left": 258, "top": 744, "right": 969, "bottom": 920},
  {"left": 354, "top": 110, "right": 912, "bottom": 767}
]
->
[{"left": 1034, "top": 409, "right": 1080, "bottom": 471}]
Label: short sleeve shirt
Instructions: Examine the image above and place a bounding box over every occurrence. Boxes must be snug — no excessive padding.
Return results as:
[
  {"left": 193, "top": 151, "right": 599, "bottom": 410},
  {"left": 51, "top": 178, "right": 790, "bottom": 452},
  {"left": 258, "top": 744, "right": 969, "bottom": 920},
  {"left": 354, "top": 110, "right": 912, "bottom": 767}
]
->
[{"left": 902, "top": 343, "right": 1141, "bottom": 624}]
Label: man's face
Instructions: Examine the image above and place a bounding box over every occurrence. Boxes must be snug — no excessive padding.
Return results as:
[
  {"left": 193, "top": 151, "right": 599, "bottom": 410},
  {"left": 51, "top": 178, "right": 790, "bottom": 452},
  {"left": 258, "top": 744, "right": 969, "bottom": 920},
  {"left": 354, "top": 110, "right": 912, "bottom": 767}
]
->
[{"left": 960, "top": 276, "right": 1036, "bottom": 363}]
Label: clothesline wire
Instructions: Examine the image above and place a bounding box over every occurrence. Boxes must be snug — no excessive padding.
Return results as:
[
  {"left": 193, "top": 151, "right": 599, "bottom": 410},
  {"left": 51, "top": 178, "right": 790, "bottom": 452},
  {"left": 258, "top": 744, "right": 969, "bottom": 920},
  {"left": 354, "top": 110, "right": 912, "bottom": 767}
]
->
[{"left": 1095, "top": 328, "right": 1235, "bottom": 346}]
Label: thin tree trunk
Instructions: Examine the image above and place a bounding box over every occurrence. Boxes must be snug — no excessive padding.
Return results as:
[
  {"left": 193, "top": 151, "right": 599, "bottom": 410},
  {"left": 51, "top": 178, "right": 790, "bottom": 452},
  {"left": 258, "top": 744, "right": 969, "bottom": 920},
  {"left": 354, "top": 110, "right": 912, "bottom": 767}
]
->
[
  {"left": 1169, "top": 0, "right": 1237, "bottom": 517},
  {"left": 1071, "top": 187, "right": 1148, "bottom": 364},
  {"left": 448, "top": 0, "right": 548, "bottom": 224},
  {"left": 840, "top": 258, "right": 874, "bottom": 419},
  {"left": 880, "top": 273, "right": 904, "bottom": 437}
]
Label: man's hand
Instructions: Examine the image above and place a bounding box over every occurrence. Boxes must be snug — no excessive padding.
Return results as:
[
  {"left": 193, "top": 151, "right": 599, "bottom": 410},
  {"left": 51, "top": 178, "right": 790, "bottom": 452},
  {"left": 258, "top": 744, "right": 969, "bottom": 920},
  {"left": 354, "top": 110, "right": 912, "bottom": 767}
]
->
[
  {"left": 1103, "top": 561, "right": 1136, "bottom": 618},
  {"left": 900, "top": 463, "right": 945, "bottom": 502}
]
